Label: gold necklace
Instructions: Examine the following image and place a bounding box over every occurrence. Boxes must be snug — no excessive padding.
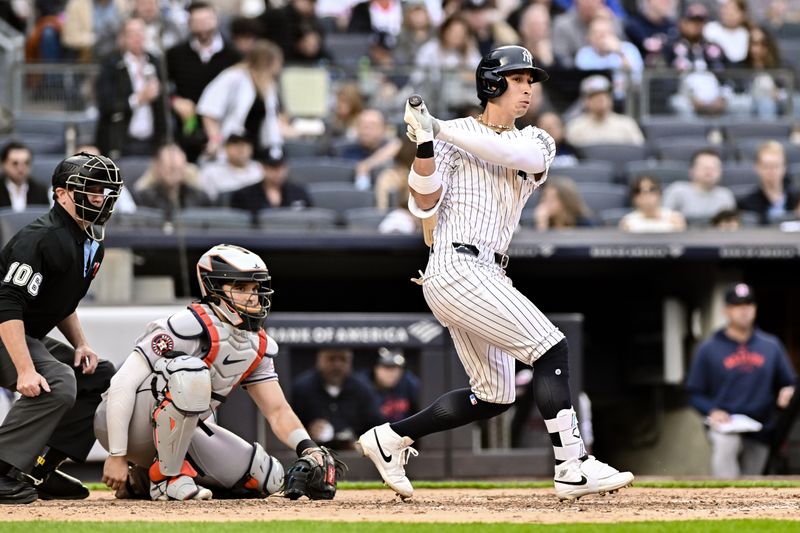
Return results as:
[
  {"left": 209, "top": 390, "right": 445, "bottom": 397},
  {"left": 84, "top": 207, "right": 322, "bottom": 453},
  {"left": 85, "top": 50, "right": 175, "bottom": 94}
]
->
[{"left": 476, "top": 113, "right": 515, "bottom": 131}]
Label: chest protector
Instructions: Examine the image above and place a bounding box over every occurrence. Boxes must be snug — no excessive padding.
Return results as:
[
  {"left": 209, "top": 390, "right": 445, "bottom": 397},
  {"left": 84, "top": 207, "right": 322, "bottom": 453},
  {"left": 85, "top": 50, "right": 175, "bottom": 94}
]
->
[{"left": 188, "top": 303, "right": 268, "bottom": 409}]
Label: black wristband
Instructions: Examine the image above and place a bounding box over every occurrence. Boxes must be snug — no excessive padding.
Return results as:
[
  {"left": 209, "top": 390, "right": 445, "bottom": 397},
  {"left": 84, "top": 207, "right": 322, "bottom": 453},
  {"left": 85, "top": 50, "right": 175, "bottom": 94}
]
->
[
  {"left": 416, "top": 141, "right": 434, "bottom": 159},
  {"left": 296, "top": 439, "right": 317, "bottom": 457}
]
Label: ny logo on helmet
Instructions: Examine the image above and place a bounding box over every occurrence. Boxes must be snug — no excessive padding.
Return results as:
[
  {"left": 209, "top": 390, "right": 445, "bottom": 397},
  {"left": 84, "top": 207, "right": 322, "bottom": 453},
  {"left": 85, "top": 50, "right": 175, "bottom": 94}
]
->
[{"left": 522, "top": 49, "right": 532, "bottom": 65}]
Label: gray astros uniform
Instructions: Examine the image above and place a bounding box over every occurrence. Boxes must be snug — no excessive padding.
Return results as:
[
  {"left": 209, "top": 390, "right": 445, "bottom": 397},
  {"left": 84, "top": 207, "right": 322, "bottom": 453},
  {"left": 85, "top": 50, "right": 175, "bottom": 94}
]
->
[
  {"left": 419, "top": 117, "right": 563, "bottom": 404},
  {"left": 94, "top": 302, "right": 278, "bottom": 489}
]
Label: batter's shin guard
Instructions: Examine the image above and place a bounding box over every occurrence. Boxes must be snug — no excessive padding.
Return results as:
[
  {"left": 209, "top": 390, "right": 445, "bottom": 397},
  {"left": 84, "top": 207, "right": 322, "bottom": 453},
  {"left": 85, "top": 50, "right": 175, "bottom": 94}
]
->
[{"left": 544, "top": 407, "right": 587, "bottom": 464}]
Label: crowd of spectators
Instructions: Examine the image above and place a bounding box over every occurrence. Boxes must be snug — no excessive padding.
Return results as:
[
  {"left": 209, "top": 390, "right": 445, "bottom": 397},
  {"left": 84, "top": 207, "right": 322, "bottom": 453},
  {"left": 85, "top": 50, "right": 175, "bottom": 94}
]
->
[{"left": 2, "top": 0, "right": 800, "bottom": 232}]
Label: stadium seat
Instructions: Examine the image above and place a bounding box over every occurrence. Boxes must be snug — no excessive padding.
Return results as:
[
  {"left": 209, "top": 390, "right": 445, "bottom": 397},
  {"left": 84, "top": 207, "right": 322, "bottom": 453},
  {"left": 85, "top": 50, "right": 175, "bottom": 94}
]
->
[
  {"left": 736, "top": 138, "right": 800, "bottom": 164},
  {"left": 257, "top": 207, "right": 338, "bottom": 230},
  {"left": 598, "top": 207, "right": 630, "bottom": 227},
  {"left": 575, "top": 144, "right": 647, "bottom": 178},
  {"left": 10, "top": 133, "right": 65, "bottom": 155},
  {"left": 640, "top": 116, "right": 708, "bottom": 140},
  {"left": 329, "top": 138, "right": 360, "bottom": 158},
  {"left": 116, "top": 156, "right": 152, "bottom": 188},
  {"left": 29, "top": 154, "right": 64, "bottom": 187},
  {"left": 721, "top": 119, "right": 792, "bottom": 143},
  {"left": 284, "top": 139, "right": 326, "bottom": 158},
  {"left": 307, "top": 182, "right": 375, "bottom": 222},
  {"left": 721, "top": 163, "right": 759, "bottom": 188},
  {"left": 0, "top": 206, "right": 51, "bottom": 246},
  {"left": 576, "top": 182, "right": 629, "bottom": 214},
  {"left": 549, "top": 160, "right": 616, "bottom": 184},
  {"left": 624, "top": 159, "right": 688, "bottom": 186},
  {"left": 12, "top": 114, "right": 67, "bottom": 136},
  {"left": 729, "top": 183, "right": 755, "bottom": 197},
  {"left": 653, "top": 137, "right": 731, "bottom": 162},
  {"left": 288, "top": 157, "right": 355, "bottom": 185},
  {"left": 109, "top": 206, "right": 165, "bottom": 229},
  {"left": 323, "top": 33, "right": 373, "bottom": 66},
  {"left": 344, "top": 207, "right": 389, "bottom": 230},
  {"left": 174, "top": 207, "right": 252, "bottom": 230}
]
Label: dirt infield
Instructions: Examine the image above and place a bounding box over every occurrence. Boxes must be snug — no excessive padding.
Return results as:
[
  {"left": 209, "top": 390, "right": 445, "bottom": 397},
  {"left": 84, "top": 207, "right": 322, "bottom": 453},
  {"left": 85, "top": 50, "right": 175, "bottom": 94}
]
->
[{"left": 2, "top": 488, "right": 800, "bottom": 523}]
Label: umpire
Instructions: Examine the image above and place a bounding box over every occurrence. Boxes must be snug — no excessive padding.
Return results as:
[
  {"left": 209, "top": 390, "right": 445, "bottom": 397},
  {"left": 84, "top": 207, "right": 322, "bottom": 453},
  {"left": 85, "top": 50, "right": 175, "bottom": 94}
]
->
[{"left": 0, "top": 152, "right": 123, "bottom": 504}]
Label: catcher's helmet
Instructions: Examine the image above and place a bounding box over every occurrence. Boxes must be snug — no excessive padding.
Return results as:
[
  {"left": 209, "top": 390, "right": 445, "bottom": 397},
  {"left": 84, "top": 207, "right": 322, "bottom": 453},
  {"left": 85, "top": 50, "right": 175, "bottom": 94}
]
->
[
  {"left": 475, "top": 45, "right": 549, "bottom": 106},
  {"left": 197, "top": 244, "right": 273, "bottom": 331},
  {"left": 51, "top": 152, "right": 123, "bottom": 241}
]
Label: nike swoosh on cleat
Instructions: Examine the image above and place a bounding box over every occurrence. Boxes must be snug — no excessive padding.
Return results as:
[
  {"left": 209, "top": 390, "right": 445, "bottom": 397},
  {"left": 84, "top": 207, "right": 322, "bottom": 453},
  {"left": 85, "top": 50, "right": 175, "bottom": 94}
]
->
[
  {"left": 555, "top": 476, "right": 588, "bottom": 486},
  {"left": 374, "top": 429, "right": 393, "bottom": 463}
]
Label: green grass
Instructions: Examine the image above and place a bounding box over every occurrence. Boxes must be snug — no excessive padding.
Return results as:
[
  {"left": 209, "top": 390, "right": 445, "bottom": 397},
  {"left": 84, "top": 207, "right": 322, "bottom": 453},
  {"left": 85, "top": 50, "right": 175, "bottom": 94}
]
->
[
  {"left": 84, "top": 479, "right": 800, "bottom": 492},
  {"left": 2, "top": 521, "right": 799, "bottom": 533}
]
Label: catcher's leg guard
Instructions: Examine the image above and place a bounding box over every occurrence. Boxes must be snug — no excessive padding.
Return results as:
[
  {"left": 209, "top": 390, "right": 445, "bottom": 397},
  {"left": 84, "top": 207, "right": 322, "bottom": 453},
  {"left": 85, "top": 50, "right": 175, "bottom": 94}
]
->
[
  {"left": 232, "top": 443, "right": 284, "bottom": 497},
  {"left": 152, "top": 356, "right": 211, "bottom": 476}
]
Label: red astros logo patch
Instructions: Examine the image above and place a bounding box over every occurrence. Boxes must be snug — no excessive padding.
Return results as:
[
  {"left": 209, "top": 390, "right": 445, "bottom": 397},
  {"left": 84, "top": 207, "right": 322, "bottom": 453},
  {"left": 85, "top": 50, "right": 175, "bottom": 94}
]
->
[{"left": 151, "top": 334, "right": 175, "bottom": 356}]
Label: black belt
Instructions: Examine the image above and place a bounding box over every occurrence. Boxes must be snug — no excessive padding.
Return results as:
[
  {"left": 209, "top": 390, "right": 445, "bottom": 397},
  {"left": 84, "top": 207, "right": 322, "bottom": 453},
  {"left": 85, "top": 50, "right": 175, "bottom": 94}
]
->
[{"left": 450, "top": 242, "right": 509, "bottom": 268}]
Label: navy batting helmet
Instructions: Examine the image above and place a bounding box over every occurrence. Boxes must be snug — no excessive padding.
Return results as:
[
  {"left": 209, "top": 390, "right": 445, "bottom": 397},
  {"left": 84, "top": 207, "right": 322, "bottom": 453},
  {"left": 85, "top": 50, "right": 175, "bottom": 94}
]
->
[{"left": 475, "top": 45, "right": 549, "bottom": 106}]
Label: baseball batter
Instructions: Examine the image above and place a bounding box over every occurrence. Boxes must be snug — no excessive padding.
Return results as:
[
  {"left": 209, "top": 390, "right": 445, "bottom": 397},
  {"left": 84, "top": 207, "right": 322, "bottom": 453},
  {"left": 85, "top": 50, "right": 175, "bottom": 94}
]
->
[
  {"left": 94, "top": 244, "right": 343, "bottom": 501},
  {"left": 358, "top": 46, "right": 633, "bottom": 501}
]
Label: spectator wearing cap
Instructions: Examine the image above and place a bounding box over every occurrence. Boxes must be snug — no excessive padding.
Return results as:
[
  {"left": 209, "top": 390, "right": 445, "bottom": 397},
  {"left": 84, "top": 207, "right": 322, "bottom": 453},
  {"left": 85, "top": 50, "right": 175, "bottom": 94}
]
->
[
  {"left": 663, "top": 2, "right": 726, "bottom": 71},
  {"left": 197, "top": 39, "right": 289, "bottom": 159},
  {"left": 198, "top": 134, "right": 263, "bottom": 203},
  {"left": 460, "top": 0, "right": 518, "bottom": 57},
  {"left": 358, "top": 348, "right": 420, "bottom": 424},
  {"left": 229, "top": 150, "right": 311, "bottom": 223},
  {"left": 229, "top": 16, "right": 263, "bottom": 57},
  {"left": 737, "top": 140, "right": 800, "bottom": 225},
  {"left": 0, "top": 142, "right": 50, "bottom": 212},
  {"left": 662, "top": 148, "right": 736, "bottom": 224},
  {"left": 685, "top": 283, "right": 796, "bottom": 478},
  {"left": 564, "top": 75, "right": 645, "bottom": 147},
  {"left": 95, "top": 17, "right": 167, "bottom": 160},
  {"left": 623, "top": 0, "right": 678, "bottom": 63}
]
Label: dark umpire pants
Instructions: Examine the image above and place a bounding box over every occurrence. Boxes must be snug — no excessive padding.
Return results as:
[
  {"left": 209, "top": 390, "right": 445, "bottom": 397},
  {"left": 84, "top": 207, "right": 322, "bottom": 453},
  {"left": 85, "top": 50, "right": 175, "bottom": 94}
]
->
[{"left": 0, "top": 336, "right": 115, "bottom": 472}]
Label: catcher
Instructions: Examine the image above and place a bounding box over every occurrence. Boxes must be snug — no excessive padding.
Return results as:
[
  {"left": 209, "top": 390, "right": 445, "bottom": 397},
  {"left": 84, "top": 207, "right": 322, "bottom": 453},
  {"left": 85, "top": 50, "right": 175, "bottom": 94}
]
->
[{"left": 93, "top": 244, "right": 344, "bottom": 501}]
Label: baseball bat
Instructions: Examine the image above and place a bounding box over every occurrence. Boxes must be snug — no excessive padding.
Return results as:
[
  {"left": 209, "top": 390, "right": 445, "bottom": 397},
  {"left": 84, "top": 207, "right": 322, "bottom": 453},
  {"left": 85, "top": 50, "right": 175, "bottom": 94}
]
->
[{"left": 408, "top": 94, "right": 423, "bottom": 108}]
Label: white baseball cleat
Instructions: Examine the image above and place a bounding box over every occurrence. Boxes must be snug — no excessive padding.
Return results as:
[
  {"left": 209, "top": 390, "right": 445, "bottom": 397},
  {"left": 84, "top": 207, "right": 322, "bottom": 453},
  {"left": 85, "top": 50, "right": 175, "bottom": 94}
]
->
[
  {"left": 357, "top": 423, "right": 418, "bottom": 499},
  {"left": 553, "top": 455, "right": 634, "bottom": 501},
  {"left": 150, "top": 475, "right": 213, "bottom": 501}
]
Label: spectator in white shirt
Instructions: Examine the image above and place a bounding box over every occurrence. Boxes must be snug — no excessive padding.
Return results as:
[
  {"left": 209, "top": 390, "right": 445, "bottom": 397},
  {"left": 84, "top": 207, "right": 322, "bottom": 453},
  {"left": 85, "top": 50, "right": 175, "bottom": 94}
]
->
[{"left": 198, "top": 134, "right": 264, "bottom": 203}]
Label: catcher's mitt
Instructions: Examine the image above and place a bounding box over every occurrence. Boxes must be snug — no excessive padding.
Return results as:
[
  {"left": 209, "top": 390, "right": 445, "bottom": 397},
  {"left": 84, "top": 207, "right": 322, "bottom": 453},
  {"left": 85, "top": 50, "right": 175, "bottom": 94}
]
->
[{"left": 283, "top": 447, "right": 347, "bottom": 500}]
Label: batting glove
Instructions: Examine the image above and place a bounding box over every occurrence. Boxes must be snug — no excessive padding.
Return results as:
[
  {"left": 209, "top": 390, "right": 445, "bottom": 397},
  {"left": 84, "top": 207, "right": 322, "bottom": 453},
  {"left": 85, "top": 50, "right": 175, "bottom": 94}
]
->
[{"left": 404, "top": 99, "right": 440, "bottom": 144}]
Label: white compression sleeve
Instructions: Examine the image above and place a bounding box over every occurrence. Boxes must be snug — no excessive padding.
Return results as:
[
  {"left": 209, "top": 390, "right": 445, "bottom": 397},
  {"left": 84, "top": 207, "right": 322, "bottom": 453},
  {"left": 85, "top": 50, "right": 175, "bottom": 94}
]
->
[
  {"left": 438, "top": 125, "right": 549, "bottom": 174},
  {"left": 106, "top": 351, "right": 152, "bottom": 456}
]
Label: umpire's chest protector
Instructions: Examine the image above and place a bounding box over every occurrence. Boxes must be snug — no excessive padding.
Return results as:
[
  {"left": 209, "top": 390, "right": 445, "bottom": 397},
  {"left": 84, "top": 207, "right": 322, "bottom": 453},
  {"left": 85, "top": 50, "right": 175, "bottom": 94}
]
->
[{"left": 188, "top": 303, "right": 269, "bottom": 403}]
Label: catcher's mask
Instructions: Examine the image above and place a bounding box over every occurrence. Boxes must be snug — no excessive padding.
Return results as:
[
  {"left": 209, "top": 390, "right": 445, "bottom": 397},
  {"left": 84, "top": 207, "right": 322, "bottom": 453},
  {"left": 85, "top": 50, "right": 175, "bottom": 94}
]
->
[
  {"left": 197, "top": 244, "right": 273, "bottom": 331},
  {"left": 475, "top": 45, "right": 549, "bottom": 107},
  {"left": 51, "top": 152, "right": 123, "bottom": 241}
]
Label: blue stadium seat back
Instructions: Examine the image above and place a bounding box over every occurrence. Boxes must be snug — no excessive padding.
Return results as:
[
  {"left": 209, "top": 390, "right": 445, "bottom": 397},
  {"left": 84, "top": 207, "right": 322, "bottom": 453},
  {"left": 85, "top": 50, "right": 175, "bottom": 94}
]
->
[
  {"left": 576, "top": 144, "right": 648, "bottom": 178},
  {"left": 284, "top": 139, "right": 326, "bottom": 158},
  {"left": 599, "top": 207, "right": 631, "bottom": 227},
  {"left": 29, "top": 154, "right": 64, "bottom": 188},
  {"left": 549, "top": 160, "right": 616, "bottom": 184},
  {"left": 307, "top": 182, "right": 375, "bottom": 218},
  {"left": 116, "top": 156, "right": 152, "bottom": 188},
  {"left": 721, "top": 119, "right": 792, "bottom": 143},
  {"left": 108, "top": 206, "right": 165, "bottom": 229},
  {"left": 257, "top": 207, "right": 338, "bottom": 231},
  {"left": 624, "top": 159, "right": 689, "bottom": 186},
  {"left": 329, "top": 138, "right": 361, "bottom": 158},
  {"left": 575, "top": 182, "right": 629, "bottom": 213},
  {"left": 7, "top": 133, "right": 64, "bottom": 155},
  {"left": 729, "top": 183, "right": 756, "bottom": 198},
  {"left": 175, "top": 207, "right": 252, "bottom": 229},
  {"left": 640, "top": 116, "right": 708, "bottom": 140},
  {"left": 13, "top": 116, "right": 67, "bottom": 136},
  {"left": 288, "top": 157, "right": 356, "bottom": 185},
  {"left": 0, "top": 206, "right": 51, "bottom": 246},
  {"left": 736, "top": 138, "right": 800, "bottom": 164},
  {"left": 344, "top": 207, "right": 389, "bottom": 230},
  {"left": 654, "top": 137, "right": 731, "bottom": 162},
  {"left": 721, "top": 163, "right": 759, "bottom": 187},
  {"left": 323, "top": 33, "right": 373, "bottom": 66}
]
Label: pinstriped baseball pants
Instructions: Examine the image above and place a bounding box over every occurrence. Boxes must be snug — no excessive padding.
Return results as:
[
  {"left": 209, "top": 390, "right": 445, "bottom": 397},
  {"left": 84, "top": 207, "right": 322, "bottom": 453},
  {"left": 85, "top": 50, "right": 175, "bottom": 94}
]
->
[{"left": 422, "top": 252, "right": 564, "bottom": 404}]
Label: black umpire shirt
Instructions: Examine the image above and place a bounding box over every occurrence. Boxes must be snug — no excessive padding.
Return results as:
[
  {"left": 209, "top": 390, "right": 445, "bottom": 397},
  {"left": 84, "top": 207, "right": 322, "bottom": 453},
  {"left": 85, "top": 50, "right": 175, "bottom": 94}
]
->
[{"left": 0, "top": 203, "right": 103, "bottom": 339}]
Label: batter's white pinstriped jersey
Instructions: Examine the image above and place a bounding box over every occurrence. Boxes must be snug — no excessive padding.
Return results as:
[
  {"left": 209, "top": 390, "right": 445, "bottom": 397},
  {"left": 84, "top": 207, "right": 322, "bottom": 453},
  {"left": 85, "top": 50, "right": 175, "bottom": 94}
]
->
[{"left": 420, "top": 116, "right": 565, "bottom": 404}]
